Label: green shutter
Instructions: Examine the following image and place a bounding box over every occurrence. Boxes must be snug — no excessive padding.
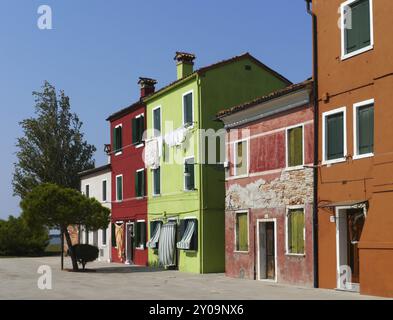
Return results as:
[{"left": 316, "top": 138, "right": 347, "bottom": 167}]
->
[
  {"left": 288, "top": 210, "right": 305, "bottom": 254},
  {"left": 141, "top": 170, "right": 145, "bottom": 197},
  {"left": 154, "top": 168, "right": 160, "bottom": 195},
  {"left": 132, "top": 118, "right": 137, "bottom": 145},
  {"left": 184, "top": 93, "right": 193, "bottom": 125},
  {"left": 111, "top": 223, "right": 116, "bottom": 247},
  {"left": 117, "top": 176, "right": 122, "bottom": 201},
  {"left": 185, "top": 160, "right": 195, "bottom": 190},
  {"left": 113, "top": 127, "right": 117, "bottom": 152},
  {"left": 139, "top": 116, "right": 145, "bottom": 143},
  {"left": 134, "top": 223, "right": 139, "bottom": 248},
  {"left": 288, "top": 127, "right": 303, "bottom": 167},
  {"left": 141, "top": 222, "right": 146, "bottom": 248},
  {"left": 118, "top": 127, "right": 122, "bottom": 152},
  {"left": 346, "top": 0, "right": 371, "bottom": 54},
  {"left": 236, "top": 213, "right": 248, "bottom": 251},
  {"left": 358, "top": 104, "right": 374, "bottom": 155},
  {"left": 135, "top": 171, "right": 140, "bottom": 197},
  {"left": 327, "top": 112, "right": 344, "bottom": 160}
]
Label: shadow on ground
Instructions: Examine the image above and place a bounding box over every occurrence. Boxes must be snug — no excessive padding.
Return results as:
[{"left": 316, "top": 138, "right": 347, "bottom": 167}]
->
[{"left": 92, "top": 266, "right": 167, "bottom": 274}]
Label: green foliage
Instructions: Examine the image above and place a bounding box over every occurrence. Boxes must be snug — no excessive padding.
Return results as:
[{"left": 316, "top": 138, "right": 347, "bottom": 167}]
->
[
  {"left": 13, "top": 81, "right": 96, "bottom": 199},
  {"left": 21, "top": 183, "right": 110, "bottom": 231},
  {"left": 0, "top": 216, "right": 49, "bottom": 256},
  {"left": 72, "top": 244, "right": 99, "bottom": 270}
]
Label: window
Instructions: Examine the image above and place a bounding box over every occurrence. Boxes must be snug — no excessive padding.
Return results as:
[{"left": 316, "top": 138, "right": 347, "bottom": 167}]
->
[
  {"left": 184, "top": 157, "right": 195, "bottom": 191},
  {"left": 177, "top": 219, "right": 198, "bottom": 250},
  {"left": 132, "top": 115, "right": 145, "bottom": 145},
  {"left": 341, "top": 0, "right": 373, "bottom": 59},
  {"left": 323, "top": 108, "right": 346, "bottom": 163},
  {"left": 354, "top": 100, "right": 374, "bottom": 158},
  {"left": 183, "top": 91, "right": 193, "bottom": 126},
  {"left": 153, "top": 167, "right": 161, "bottom": 196},
  {"left": 85, "top": 185, "right": 90, "bottom": 198},
  {"left": 147, "top": 221, "right": 163, "bottom": 249},
  {"left": 113, "top": 125, "right": 123, "bottom": 154},
  {"left": 235, "top": 212, "right": 249, "bottom": 252},
  {"left": 102, "top": 228, "right": 107, "bottom": 246},
  {"left": 116, "top": 175, "right": 123, "bottom": 202},
  {"left": 85, "top": 227, "right": 89, "bottom": 244},
  {"left": 287, "top": 126, "right": 303, "bottom": 168},
  {"left": 153, "top": 107, "right": 161, "bottom": 137},
  {"left": 286, "top": 208, "right": 305, "bottom": 255},
  {"left": 111, "top": 223, "right": 117, "bottom": 248},
  {"left": 135, "top": 169, "right": 145, "bottom": 198},
  {"left": 234, "top": 140, "right": 248, "bottom": 176},
  {"left": 102, "top": 180, "right": 107, "bottom": 202},
  {"left": 134, "top": 221, "right": 146, "bottom": 249}
]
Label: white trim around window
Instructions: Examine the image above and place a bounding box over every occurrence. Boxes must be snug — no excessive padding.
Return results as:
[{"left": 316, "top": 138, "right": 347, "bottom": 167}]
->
[
  {"left": 340, "top": 0, "right": 374, "bottom": 61},
  {"left": 114, "top": 124, "right": 123, "bottom": 156},
  {"left": 353, "top": 98, "right": 374, "bottom": 160},
  {"left": 234, "top": 210, "right": 250, "bottom": 253},
  {"left": 102, "top": 179, "right": 108, "bottom": 203},
  {"left": 322, "top": 107, "right": 347, "bottom": 165},
  {"left": 183, "top": 156, "right": 195, "bottom": 192},
  {"left": 182, "top": 90, "right": 194, "bottom": 128},
  {"left": 285, "top": 205, "right": 306, "bottom": 257},
  {"left": 152, "top": 167, "right": 161, "bottom": 197},
  {"left": 134, "top": 113, "right": 145, "bottom": 149},
  {"left": 285, "top": 124, "right": 305, "bottom": 171},
  {"left": 233, "top": 138, "right": 250, "bottom": 178},
  {"left": 115, "top": 174, "right": 123, "bottom": 202},
  {"left": 152, "top": 106, "right": 162, "bottom": 138}
]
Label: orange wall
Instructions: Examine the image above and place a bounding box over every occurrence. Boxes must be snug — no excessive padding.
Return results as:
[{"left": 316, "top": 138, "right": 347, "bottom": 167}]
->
[{"left": 314, "top": 0, "right": 393, "bottom": 297}]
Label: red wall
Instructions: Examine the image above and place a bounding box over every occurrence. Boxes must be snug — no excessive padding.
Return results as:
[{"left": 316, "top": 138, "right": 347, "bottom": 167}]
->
[
  {"left": 110, "top": 103, "right": 148, "bottom": 266},
  {"left": 225, "top": 103, "right": 315, "bottom": 286}
]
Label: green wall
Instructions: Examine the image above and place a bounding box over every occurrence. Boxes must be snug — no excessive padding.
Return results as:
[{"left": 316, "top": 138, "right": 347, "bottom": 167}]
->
[{"left": 145, "top": 56, "right": 289, "bottom": 274}]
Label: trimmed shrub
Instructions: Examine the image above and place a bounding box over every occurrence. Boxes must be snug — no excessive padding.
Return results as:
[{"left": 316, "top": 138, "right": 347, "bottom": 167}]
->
[{"left": 72, "top": 244, "right": 99, "bottom": 270}]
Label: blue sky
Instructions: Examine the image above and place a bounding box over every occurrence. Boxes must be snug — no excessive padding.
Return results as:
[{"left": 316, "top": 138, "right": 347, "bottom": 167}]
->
[{"left": 0, "top": 0, "right": 311, "bottom": 219}]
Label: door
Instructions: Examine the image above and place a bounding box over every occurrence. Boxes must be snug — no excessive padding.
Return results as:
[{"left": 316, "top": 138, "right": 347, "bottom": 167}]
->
[
  {"left": 346, "top": 209, "right": 365, "bottom": 284},
  {"left": 258, "top": 221, "right": 276, "bottom": 281},
  {"left": 125, "top": 223, "right": 134, "bottom": 264}
]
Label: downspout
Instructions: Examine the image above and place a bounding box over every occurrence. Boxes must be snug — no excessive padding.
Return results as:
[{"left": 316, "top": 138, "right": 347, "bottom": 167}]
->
[
  {"left": 306, "top": 0, "right": 319, "bottom": 289},
  {"left": 197, "top": 75, "right": 204, "bottom": 274}
]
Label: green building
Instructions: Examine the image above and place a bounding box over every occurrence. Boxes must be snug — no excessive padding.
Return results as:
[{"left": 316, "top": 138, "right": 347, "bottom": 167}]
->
[{"left": 144, "top": 52, "right": 290, "bottom": 273}]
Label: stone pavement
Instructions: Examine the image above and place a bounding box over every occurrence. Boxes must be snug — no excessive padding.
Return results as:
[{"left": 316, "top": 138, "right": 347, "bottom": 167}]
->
[{"left": 0, "top": 257, "right": 385, "bottom": 300}]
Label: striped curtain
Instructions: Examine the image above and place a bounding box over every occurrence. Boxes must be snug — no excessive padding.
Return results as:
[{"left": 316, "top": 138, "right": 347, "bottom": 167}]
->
[{"left": 158, "top": 222, "right": 176, "bottom": 267}]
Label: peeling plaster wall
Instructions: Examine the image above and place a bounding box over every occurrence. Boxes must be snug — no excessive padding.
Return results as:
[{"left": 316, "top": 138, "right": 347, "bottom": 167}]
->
[{"left": 224, "top": 104, "right": 314, "bottom": 286}]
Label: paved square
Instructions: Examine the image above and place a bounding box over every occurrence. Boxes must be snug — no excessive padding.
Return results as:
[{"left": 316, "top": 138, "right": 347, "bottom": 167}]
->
[{"left": 0, "top": 257, "right": 385, "bottom": 300}]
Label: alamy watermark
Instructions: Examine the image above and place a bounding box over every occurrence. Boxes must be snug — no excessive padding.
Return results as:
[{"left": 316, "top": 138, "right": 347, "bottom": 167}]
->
[
  {"left": 37, "top": 265, "right": 52, "bottom": 290},
  {"left": 37, "top": 5, "right": 52, "bottom": 30}
]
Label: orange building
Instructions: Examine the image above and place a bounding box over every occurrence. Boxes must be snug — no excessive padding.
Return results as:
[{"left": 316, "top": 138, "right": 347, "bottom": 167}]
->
[{"left": 308, "top": 0, "right": 393, "bottom": 297}]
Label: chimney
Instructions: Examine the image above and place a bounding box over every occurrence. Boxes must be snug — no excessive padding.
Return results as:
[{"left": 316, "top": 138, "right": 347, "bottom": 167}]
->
[
  {"left": 174, "top": 52, "right": 196, "bottom": 80},
  {"left": 138, "top": 77, "right": 157, "bottom": 98}
]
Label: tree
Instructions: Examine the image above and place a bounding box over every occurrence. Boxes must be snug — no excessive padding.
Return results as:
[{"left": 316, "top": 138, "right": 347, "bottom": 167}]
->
[
  {"left": 0, "top": 216, "right": 49, "bottom": 256},
  {"left": 13, "top": 81, "right": 96, "bottom": 199},
  {"left": 21, "top": 183, "right": 110, "bottom": 271}
]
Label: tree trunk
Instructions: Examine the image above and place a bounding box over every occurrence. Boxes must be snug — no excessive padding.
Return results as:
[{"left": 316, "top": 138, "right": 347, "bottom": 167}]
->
[{"left": 62, "top": 226, "right": 78, "bottom": 271}]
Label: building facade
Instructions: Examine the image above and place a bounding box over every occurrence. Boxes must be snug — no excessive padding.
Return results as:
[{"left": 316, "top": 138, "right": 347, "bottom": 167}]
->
[
  {"left": 106, "top": 78, "right": 156, "bottom": 266},
  {"left": 311, "top": 0, "right": 393, "bottom": 297},
  {"left": 217, "top": 81, "right": 315, "bottom": 286},
  {"left": 79, "top": 164, "right": 112, "bottom": 262},
  {"left": 144, "top": 52, "right": 291, "bottom": 273}
]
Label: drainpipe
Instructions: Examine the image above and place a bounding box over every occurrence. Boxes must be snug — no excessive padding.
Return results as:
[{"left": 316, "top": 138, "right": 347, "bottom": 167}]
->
[
  {"left": 306, "top": 0, "right": 319, "bottom": 289},
  {"left": 197, "top": 75, "right": 204, "bottom": 274}
]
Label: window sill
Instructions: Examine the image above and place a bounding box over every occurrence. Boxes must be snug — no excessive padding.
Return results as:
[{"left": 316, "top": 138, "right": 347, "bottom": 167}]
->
[
  {"left": 135, "top": 247, "right": 146, "bottom": 251},
  {"left": 322, "top": 158, "right": 347, "bottom": 166},
  {"left": 284, "top": 165, "right": 305, "bottom": 172},
  {"left": 115, "top": 151, "right": 123, "bottom": 156},
  {"left": 285, "top": 253, "right": 306, "bottom": 257},
  {"left": 152, "top": 194, "right": 161, "bottom": 198},
  {"left": 232, "top": 173, "right": 249, "bottom": 179},
  {"left": 135, "top": 143, "right": 144, "bottom": 149},
  {"left": 353, "top": 153, "right": 374, "bottom": 160},
  {"left": 341, "top": 45, "right": 374, "bottom": 61},
  {"left": 234, "top": 250, "right": 249, "bottom": 254},
  {"left": 184, "top": 189, "right": 197, "bottom": 193}
]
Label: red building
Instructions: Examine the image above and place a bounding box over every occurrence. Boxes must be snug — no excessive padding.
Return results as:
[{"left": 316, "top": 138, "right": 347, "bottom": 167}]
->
[
  {"left": 106, "top": 77, "right": 156, "bottom": 266},
  {"left": 217, "top": 80, "right": 315, "bottom": 286}
]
